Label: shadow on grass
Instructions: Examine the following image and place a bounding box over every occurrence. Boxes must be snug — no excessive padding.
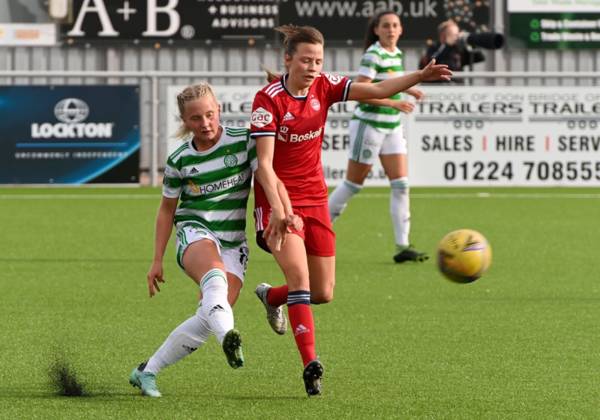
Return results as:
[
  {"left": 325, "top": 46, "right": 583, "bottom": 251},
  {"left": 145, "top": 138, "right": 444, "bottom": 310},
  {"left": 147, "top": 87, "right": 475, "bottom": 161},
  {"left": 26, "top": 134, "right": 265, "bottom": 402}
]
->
[
  {"left": 0, "top": 390, "right": 306, "bottom": 401},
  {"left": 0, "top": 391, "right": 135, "bottom": 399}
]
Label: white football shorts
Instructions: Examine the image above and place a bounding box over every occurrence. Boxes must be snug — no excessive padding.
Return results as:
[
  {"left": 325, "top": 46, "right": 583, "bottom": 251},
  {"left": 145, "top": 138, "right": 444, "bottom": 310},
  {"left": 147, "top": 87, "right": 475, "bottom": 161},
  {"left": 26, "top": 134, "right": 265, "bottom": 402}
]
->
[
  {"left": 348, "top": 119, "right": 407, "bottom": 164},
  {"left": 175, "top": 223, "right": 249, "bottom": 282}
]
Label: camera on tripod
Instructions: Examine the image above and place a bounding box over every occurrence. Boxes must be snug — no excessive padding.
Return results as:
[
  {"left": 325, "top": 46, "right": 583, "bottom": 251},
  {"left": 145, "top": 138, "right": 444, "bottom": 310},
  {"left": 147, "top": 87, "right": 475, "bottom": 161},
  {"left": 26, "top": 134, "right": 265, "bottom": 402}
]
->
[{"left": 459, "top": 31, "right": 505, "bottom": 50}]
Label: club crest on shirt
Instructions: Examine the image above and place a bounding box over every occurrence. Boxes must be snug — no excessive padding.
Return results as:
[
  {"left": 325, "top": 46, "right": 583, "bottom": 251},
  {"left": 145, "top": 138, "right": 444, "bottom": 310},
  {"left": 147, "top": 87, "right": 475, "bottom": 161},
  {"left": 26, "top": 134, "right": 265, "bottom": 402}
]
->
[
  {"left": 310, "top": 98, "right": 320, "bottom": 111},
  {"left": 276, "top": 125, "right": 289, "bottom": 142},
  {"left": 224, "top": 154, "right": 238, "bottom": 167},
  {"left": 251, "top": 107, "right": 273, "bottom": 128}
]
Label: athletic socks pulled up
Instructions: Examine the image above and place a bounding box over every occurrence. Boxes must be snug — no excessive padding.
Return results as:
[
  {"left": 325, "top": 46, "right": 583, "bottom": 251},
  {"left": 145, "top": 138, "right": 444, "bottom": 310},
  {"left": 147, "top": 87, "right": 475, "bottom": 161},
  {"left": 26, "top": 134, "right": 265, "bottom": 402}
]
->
[
  {"left": 328, "top": 179, "right": 363, "bottom": 222},
  {"left": 266, "top": 284, "right": 288, "bottom": 307},
  {"left": 144, "top": 312, "right": 211, "bottom": 375},
  {"left": 390, "top": 177, "right": 410, "bottom": 248},
  {"left": 198, "top": 268, "right": 234, "bottom": 344},
  {"left": 287, "top": 290, "right": 317, "bottom": 366},
  {"left": 144, "top": 268, "right": 234, "bottom": 375}
]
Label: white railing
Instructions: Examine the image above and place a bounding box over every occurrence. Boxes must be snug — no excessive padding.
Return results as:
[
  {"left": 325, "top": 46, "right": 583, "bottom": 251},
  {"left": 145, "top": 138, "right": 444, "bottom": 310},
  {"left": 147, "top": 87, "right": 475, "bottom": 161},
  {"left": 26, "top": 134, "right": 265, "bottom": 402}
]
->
[{"left": 1, "top": 70, "right": 598, "bottom": 185}]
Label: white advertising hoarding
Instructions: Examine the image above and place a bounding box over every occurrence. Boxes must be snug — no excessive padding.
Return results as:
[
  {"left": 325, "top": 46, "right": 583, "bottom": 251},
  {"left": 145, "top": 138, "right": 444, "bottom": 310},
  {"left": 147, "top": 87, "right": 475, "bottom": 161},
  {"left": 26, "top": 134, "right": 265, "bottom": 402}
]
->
[
  {"left": 407, "top": 86, "right": 600, "bottom": 186},
  {"left": 167, "top": 84, "right": 600, "bottom": 187},
  {"left": 507, "top": 0, "right": 600, "bottom": 12}
]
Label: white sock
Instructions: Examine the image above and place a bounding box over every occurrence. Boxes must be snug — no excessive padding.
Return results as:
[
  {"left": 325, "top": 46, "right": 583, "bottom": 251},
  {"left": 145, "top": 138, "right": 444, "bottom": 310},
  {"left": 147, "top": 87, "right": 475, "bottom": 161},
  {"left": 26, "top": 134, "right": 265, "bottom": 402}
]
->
[
  {"left": 328, "top": 179, "right": 363, "bottom": 222},
  {"left": 199, "top": 268, "right": 234, "bottom": 344},
  {"left": 144, "top": 312, "right": 211, "bottom": 375},
  {"left": 390, "top": 177, "right": 410, "bottom": 248}
]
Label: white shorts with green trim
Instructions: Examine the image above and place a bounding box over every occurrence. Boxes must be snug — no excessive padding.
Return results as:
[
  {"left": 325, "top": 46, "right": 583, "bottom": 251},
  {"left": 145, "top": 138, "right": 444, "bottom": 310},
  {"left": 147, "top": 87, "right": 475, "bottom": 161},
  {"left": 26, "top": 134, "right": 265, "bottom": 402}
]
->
[
  {"left": 175, "top": 223, "right": 249, "bottom": 282},
  {"left": 348, "top": 119, "right": 407, "bottom": 164}
]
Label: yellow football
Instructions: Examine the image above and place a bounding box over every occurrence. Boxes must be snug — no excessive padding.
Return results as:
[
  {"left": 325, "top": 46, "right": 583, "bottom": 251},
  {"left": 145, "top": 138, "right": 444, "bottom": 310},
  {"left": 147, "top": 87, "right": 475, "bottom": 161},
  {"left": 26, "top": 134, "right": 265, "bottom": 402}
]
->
[{"left": 437, "top": 229, "right": 492, "bottom": 283}]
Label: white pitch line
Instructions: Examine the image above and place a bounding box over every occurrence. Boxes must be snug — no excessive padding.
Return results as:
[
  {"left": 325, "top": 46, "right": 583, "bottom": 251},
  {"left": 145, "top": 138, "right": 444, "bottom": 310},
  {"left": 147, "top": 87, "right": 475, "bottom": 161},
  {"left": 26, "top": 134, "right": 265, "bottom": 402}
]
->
[
  {"left": 1, "top": 192, "right": 600, "bottom": 200},
  {"left": 357, "top": 192, "right": 600, "bottom": 199}
]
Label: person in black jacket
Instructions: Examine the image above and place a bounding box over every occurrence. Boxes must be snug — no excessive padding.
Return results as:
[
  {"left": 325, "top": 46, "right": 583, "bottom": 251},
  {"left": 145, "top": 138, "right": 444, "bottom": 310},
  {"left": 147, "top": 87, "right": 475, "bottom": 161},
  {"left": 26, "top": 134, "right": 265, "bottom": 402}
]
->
[{"left": 419, "top": 20, "right": 484, "bottom": 83}]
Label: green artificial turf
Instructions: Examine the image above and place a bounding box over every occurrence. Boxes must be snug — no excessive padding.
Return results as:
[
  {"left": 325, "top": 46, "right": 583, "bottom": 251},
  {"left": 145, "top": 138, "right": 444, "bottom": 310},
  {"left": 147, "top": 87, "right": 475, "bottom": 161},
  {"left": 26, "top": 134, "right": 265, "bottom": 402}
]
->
[{"left": 1, "top": 187, "right": 599, "bottom": 419}]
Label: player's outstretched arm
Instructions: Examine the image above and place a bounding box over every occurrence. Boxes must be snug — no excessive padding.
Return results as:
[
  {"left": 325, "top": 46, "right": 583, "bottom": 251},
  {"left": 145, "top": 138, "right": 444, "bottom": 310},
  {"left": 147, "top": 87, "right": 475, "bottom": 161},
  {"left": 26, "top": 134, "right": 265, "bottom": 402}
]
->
[
  {"left": 147, "top": 196, "right": 178, "bottom": 297},
  {"left": 351, "top": 75, "right": 394, "bottom": 108},
  {"left": 348, "top": 60, "right": 451, "bottom": 101}
]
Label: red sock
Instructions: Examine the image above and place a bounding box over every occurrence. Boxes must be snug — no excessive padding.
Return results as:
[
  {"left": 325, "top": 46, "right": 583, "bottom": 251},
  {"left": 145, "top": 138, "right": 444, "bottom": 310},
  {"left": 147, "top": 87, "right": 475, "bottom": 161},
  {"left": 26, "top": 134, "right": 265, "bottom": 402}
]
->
[
  {"left": 287, "top": 293, "right": 316, "bottom": 366},
  {"left": 266, "top": 285, "right": 288, "bottom": 306}
]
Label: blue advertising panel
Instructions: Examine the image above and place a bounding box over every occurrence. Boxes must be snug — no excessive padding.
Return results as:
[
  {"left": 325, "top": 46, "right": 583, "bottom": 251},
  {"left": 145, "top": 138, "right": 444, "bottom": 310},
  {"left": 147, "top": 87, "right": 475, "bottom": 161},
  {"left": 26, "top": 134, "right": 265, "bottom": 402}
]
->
[{"left": 0, "top": 85, "right": 140, "bottom": 184}]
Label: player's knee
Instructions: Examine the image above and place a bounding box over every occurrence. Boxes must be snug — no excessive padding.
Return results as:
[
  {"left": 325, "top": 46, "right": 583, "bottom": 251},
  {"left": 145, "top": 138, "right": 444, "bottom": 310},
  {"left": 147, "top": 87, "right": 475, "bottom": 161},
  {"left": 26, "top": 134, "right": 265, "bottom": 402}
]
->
[
  {"left": 344, "top": 179, "right": 363, "bottom": 195},
  {"left": 313, "top": 293, "right": 333, "bottom": 304},
  {"left": 311, "top": 288, "right": 334, "bottom": 304},
  {"left": 390, "top": 177, "right": 409, "bottom": 193},
  {"left": 200, "top": 269, "right": 227, "bottom": 292}
]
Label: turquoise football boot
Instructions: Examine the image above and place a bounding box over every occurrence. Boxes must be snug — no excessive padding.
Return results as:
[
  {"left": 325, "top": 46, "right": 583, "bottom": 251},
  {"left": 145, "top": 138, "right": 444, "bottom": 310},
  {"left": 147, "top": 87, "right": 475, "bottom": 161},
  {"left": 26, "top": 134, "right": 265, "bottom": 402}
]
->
[{"left": 129, "top": 362, "right": 162, "bottom": 398}]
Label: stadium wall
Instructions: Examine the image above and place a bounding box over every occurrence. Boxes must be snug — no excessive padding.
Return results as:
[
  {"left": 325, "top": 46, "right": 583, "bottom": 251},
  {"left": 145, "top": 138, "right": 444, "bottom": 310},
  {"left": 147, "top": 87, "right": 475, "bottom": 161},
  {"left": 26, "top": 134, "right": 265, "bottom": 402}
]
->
[{"left": 1, "top": 0, "right": 599, "bottom": 183}]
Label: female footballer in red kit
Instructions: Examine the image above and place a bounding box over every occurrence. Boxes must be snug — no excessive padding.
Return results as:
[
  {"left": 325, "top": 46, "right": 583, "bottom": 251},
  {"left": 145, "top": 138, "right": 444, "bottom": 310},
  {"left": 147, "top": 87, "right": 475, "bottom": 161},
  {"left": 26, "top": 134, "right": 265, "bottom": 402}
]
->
[{"left": 250, "top": 25, "right": 451, "bottom": 396}]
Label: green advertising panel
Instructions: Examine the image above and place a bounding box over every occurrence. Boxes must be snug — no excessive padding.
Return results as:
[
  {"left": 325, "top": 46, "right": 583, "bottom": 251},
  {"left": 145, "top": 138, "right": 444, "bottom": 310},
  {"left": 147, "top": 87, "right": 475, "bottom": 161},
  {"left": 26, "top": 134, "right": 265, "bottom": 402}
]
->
[
  {"left": 510, "top": 13, "right": 600, "bottom": 48},
  {"left": 508, "top": 0, "right": 600, "bottom": 49}
]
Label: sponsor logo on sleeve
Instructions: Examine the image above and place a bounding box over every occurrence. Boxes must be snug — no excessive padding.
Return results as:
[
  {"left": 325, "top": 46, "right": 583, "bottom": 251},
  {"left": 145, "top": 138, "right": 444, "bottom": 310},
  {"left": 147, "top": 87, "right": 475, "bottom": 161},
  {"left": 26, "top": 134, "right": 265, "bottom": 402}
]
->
[{"left": 251, "top": 107, "right": 273, "bottom": 128}]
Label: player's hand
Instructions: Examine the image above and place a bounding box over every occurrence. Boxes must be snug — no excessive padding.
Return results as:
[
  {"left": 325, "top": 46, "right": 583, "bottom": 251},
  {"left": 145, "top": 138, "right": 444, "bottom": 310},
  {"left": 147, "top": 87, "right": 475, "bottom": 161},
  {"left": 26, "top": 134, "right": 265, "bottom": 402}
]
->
[
  {"left": 286, "top": 213, "right": 304, "bottom": 232},
  {"left": 264, "top": 208, "right": 287, "bottom": 252},
  {"left": 147, "top": 261, "right": 165, "bottom": 297},
  {"left": 409, "top": 88, "right": 425, "bottom": 100},
  {"left": 392, "top": 100, "right": 415, "bottom": 114},
  {"left": 420, "top": 59, "right": 452, "bottom": 82}
]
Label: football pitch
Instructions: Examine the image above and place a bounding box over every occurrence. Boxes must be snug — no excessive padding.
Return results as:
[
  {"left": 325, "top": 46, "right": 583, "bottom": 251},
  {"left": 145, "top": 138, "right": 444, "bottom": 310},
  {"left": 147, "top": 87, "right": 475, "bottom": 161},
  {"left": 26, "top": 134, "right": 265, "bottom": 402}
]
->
[{"left": 2, "top": 187, "right": 599, "bottom": 419}]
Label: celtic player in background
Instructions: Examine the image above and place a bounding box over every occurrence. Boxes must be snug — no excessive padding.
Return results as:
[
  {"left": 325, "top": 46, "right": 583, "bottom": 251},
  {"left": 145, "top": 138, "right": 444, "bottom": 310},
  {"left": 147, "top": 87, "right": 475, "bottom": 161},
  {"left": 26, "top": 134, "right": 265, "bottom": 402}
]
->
[
  {"left": 328, "top": 10, "right": 429, "bottom": 263},
  {"left": 128, "top": 83, "right": 253, "bottom": 397}
]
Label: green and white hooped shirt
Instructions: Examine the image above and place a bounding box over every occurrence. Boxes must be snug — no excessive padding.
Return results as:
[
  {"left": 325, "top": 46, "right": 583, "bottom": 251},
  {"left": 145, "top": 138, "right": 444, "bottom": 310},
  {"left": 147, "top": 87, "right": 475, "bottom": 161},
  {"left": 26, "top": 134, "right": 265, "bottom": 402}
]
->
[
  {"left": 162, "top": 127, "right": 257, "bottom": 249},
  {"left": 352, "top": 41, "right": 405, "bottom": 133}
]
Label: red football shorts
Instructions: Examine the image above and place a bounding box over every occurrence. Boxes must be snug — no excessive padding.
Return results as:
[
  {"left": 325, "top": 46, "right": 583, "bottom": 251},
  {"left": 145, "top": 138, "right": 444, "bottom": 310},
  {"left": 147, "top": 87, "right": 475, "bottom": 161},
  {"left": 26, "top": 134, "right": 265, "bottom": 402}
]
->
[{"left": 254, "top": 204, "right": 336, "bottom": 257}]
